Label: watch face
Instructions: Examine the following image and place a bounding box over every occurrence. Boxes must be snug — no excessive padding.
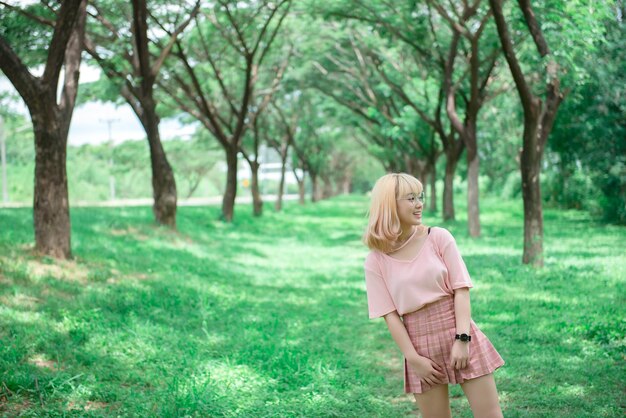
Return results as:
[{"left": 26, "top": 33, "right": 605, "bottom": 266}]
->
[{"left": 458, "top": 334, "right": 470, "bottom": 342}]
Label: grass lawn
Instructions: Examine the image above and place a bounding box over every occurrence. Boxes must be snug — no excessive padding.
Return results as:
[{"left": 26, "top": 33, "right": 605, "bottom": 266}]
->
[{"left": 0, "top": 195, "right": 624, "bottom": 417}]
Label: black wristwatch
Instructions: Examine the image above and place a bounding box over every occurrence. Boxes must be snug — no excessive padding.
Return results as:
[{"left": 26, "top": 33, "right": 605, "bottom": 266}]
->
[{"left": 455, "top": 333, "right": 471, "bottom": 342}]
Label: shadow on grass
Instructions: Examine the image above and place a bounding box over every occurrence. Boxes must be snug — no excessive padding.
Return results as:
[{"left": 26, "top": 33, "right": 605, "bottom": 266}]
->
[
  {"left": 1, "top": 196, "right": 624, "bottom": 417},
  {"left": 1, "top": 201, "right": 412, "bottom": 416}
]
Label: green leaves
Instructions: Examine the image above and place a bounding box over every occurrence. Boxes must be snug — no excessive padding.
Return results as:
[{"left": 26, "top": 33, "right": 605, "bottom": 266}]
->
[{"left": 0, "top": 2, "right": 54, "bottom": 67}]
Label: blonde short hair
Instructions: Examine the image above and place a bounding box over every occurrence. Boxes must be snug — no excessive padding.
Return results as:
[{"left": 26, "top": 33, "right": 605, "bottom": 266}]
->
[{"left": 364, "top": 173, "right": 423, "bottom": 253}]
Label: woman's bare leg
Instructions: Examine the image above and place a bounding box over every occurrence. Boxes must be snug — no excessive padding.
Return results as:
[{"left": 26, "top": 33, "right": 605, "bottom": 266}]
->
[
  {"left": 460, "top": 373, "right": 503, "bottom": 418},
  {"left": 412, "top": 384, "right": 451, "bottom": 418}
]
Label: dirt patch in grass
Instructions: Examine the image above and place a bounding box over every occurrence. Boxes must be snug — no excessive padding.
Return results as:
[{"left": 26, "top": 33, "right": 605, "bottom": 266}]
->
[
  {"left": 27, "top": 259, "right": 90, "bottom": 283},
  {"left": 0, "top": 293, "right": 41, "bottom": 309},
  {"left": 28, "top": 354, "right": 58, "bottom": 370},
  {"left": 0, "top": 398, "right": 31, "bottom": 415},
  {"left": 40, "top": 287, "right": 74, "bottom": 300},
  {"left": 106, "top": 271, "right": 151, "bottom": 284},
  {"left": 110, "top": 227, "right": 149, "bottom": 240},
  {"left": 85, "top": 401, "right": 109, "bottom": 411},
  {"left": 0, "top": 272, "right": 10, "bottom": 284},
  {"left": 67, "top": 400, "right": 109, "bottom": 412}
]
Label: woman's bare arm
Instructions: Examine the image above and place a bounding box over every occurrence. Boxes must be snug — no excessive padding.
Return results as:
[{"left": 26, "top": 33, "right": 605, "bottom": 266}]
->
[
  {"left": 454, "top": 287, "right": 471, "bottom": 334},
  {"left": 383, "top": 311, "right": 420, "bottom": 362},
  {"left": 384, "top": 310, "right": 445, "bottom": 385},
  {"left": 451, "top": 287, "right": 471, "bottom": 369}
]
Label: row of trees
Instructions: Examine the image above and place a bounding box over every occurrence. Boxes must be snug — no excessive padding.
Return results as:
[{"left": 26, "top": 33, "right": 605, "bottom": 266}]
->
[{"left": 0, "top": 0, "right": 623, "bottom": 266}]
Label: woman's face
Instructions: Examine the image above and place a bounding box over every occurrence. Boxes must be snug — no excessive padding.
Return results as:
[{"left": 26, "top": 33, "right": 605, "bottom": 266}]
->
[{"left": 396, "top": 191, "right": 424, "bottom": 229}]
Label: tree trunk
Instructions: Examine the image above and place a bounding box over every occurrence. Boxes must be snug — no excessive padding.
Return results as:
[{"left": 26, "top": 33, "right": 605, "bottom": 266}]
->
[
  {"left": 275, "top": 155, "right": 287, "bottom": 211},
  {"left": 222, "top": 146, "right": 238, "bottom": 221},
  {"left": 520, "top": 112, "right": 544, "bottom": 266},
  {"left": 443, "top": 151, "right": 459, "bottom": 221},
  {"left": 521, "top": 163, "right": 543, "bottom": 265},
  {"left": 292, "top": 166, "right": 306, "bottom": 205},
  {"left": 141, "top": 103, "right": 177, "bottom": 228},
  {"left": 250, "top": 160, "right": 263, "bottom": 216},
  {"left": 429, "top": 163, "right": 437, "bottom": 212},
  {"left": 0, "top": 116, "right": 7, "bottom": 204},
  {"left": 296, "top": 171, "right": 306, "bottom": 205},
  {"left": 298, "top": 180, "right": 306, "bottom": 204},
  {"left": 490, "top": 0, "right": 565, "bottom": 266},
  {"left": 149, "top": 138, "right": 177, "bottom": 227},
  {"left": 405, "top": 155, "right": 416, "bottom": 177},
  {"left": 341, "top": 176, "right": 351, "bottom": 194},
  {"left": 32, "top": 112, "right": 71, "bottom": 258},
  {"left": 322, "top": 174, "right": 333, "bottom": 199},
  {"left": 130, "top": 0, "right": 178, "bottom": 228},
  {"left": 311, "top": 173, "right": 319, "bottom": 202},
  {"left": 0, "top": 0, "right": 87, "bottom": 259},
  {"left": 439, "top": 4, "right": 489, "bottom": 237},
  {"left": 466, "top": 134, "right": 481, "bottom": 237},
  {"left": 413, "top": 164, "right": 426, "bottom": 185}
]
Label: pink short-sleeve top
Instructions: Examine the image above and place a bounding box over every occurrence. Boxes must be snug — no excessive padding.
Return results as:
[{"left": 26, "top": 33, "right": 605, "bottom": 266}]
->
[{"left": 364, "top": 227, "right": 473, "bottom": 319}]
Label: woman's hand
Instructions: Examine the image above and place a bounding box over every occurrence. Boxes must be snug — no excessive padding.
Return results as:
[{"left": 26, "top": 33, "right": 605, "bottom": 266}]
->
[
  {"left": 450, "top": 340, "right": 470, "bottom": 369},
  {"left": 408, "top": 355, "right": 446, "bottom": 386}
]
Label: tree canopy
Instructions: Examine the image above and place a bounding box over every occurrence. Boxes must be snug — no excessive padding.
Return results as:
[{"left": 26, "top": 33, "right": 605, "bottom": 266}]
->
[{"left": 0, "top": 0, "right": 623, "bottom": 262}]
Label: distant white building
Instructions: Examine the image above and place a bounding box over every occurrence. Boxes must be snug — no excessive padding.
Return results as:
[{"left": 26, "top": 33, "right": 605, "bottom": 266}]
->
[{"left": 230, "top": 144, "right": 303, "bottom": 189}]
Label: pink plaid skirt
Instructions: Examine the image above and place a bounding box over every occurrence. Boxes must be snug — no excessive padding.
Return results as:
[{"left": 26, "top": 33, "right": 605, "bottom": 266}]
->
[{"left": 402, "top": 295, "right": 504, "bottom": 393}]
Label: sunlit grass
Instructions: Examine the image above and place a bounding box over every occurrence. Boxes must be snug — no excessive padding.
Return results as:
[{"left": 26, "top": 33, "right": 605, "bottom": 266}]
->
[{"left": 0, "top": 195, "right": 624, "bottom": 417}]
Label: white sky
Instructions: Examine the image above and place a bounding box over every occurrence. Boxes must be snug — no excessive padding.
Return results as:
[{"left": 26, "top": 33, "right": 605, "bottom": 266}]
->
[{"left": 1, "top": 65, "right": 196, "bottom": 145}]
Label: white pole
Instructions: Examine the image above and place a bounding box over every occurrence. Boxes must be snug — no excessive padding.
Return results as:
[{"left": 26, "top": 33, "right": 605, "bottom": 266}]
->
[
  {"left": 109, "top": 158, "right": 115, "bottom": 201},
  {"left": 99, "top": 118, "right": 119, "bottom": 201},
  {"left": 0, "top": 115, "right": 7, "bottom": 204}
]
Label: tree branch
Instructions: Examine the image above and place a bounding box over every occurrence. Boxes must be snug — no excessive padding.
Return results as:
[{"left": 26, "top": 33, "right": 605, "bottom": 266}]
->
[
  {"left": 328, "top": 5, "right": 431, "bottom": 57},
  {"left": 256, "top": 1, "right": 291, "bottom": 67},
  {"left": 220, "top": 0, "right": 251, "bottom": 56},
  {"left": 59, "top": 0, "right": 86, "bottom": 133},
  {"left": 83, "top": 35, "right": 139, "bottom": 100},
  {"left": 427, "top": 0, "right": 472, "bottom": 38},
  {"left": 312, "top": 85, "right": 377, "bottom": 125},
  {"left": 249, "top": 46, "right": 292, "bottom": 128},
  {"left": 174, "top": 41, "right": 230, "bottom": 144},
  {"left": 42, "top": 0, "right": 83, "bottom": 88},
  {"left": 194, "top": 15, "right": 239, "bottom": 118},
  {"left": 443, "top": 30, "right": 465, "bottom": 137},
  {"left": 132, "top": 0, "right": 153, "bottom": 90},
  {"left": 0, "top": 1, "right": 55, "bottom": 26},
  {"left": 204, "top": 8, "right": 243, "bottom": 54},
  {"left": 489, "top": 0, "right": 534, "bottom": 112},
  {"left": 426, "top": 3, "right": 446, "bottom": 69},
  {"left": 0, "top": 36, "right": 39, "bottom": 109},
  {"left": 478, "top": 46, "right": 500, "bottom": 95},
  {"left": 88, "top": 3, "right": 135, "bottom": 66},
  {"left": 150, "top": 1, "right": 200, "bottom": 77},
  {"left": 232, "top": 55, "right": 254, "bottom": 144},
  {"left": 158, "top": 78, "right": 221, "bottom": 140},
  {"left": 371, "top": 58, "right": 436, "bottom": 128},
  {"left": 517, "top": 0, "right": 550, "bottom": 57}
]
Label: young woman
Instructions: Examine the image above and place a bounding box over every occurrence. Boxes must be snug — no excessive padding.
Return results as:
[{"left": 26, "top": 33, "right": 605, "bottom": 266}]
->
[{"left": 364, "top": 173, "right": 504, "bottom": 418}]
